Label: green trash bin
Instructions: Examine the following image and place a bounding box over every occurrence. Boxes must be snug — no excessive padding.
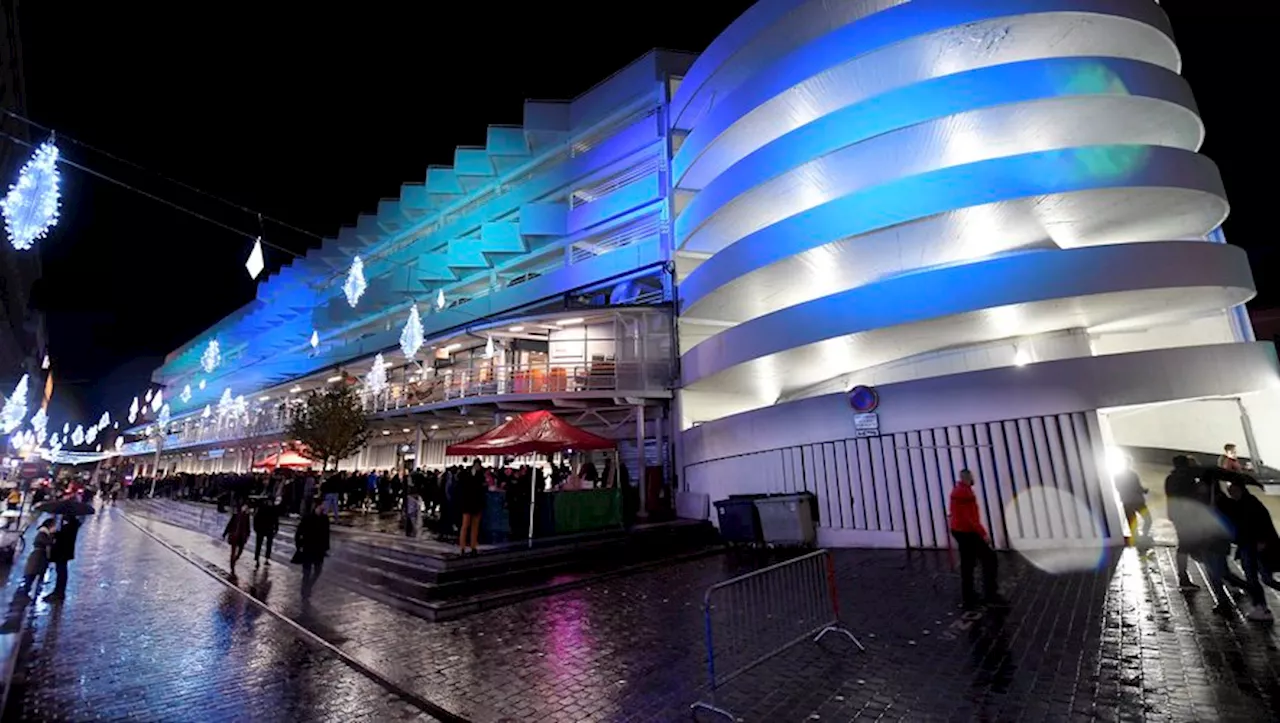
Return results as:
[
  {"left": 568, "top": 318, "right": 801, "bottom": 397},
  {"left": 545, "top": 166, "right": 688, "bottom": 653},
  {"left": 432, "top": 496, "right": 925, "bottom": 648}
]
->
[{"left": 753, "top": 494, "right": 817, "bottom": 546}]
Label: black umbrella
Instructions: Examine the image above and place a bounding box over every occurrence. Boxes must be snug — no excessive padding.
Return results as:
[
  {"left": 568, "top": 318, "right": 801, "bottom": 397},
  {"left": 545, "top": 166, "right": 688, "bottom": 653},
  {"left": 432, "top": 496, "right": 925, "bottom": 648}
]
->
[{"left": 34, "top": 499, "right": 96, "bottom": 516}]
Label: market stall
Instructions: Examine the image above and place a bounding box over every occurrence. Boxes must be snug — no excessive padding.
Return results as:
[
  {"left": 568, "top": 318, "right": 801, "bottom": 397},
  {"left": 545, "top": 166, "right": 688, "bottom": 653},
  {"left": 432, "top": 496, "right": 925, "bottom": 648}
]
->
[{"left": 446, "top": 410, "right": 620, "bottom": 543}]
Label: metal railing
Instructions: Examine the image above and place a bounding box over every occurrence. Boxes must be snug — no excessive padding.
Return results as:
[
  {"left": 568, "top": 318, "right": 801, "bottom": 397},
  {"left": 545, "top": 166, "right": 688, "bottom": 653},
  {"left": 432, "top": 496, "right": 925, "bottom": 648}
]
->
[{"left": 691, "top": 549, "right": 864, "bottom": 720}]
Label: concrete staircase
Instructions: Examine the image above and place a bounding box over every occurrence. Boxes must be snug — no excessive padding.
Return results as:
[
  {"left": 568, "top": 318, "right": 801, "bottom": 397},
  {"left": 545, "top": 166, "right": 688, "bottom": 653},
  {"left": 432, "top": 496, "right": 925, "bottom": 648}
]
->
[{"left": 125, "top": 499, "right": 720, "bottom": 620}]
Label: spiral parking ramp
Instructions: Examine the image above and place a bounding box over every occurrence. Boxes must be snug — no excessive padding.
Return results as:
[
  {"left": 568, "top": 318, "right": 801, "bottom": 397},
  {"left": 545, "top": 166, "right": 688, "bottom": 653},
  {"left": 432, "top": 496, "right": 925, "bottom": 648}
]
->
[{"left": 672, "top": 0, "right": 1245, "bottom": 421}]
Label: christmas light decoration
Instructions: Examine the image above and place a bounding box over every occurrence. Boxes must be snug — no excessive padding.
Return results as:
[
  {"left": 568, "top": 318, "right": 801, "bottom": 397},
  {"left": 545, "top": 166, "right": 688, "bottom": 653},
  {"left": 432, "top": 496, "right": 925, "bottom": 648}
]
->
[
  {"left": 365, "top": 353, "right": 388, "bottom": 395},
  {"left": 245, "top": 237, "right": 265, "bottom": 279},
  {"left": 30, "top": 407, "right": 46, "bottom": 440},
  {"left": 151, "top": 389, "right": 163, "bottom": 413},
  {"left": 436, "top": 288, "right": 446, "bottom": 310},
  {"left": 98, "top": 411, "right": 110, "bottom": 429},
  {"left": 0, "top": 374, "right": 28, "bottom": 434},
  {"left": 344, "top": 256, "right": 367, "bottom": 307},
  {"left": 71, "top": 424, "right": 84, "bottom": 446},
  {"left": 202, "top": 404, "right": 211, "bottom": 419},
  {"left": 400, "top": 304, "right": 424, "bottom": 359},
  {"left": 217, "top": 388, "right": 234, "bottom": 418},
  {"left": 41, "top": 355, "right": 49, "bottom": 370},
  {"left": 50, "top": 432, "right": 59, "bottom": 447},
  {"left": 115, "top": 437, "right": 123, "bottom": 451},
  {"left": 62, "top": 422, "right": 69, "bottom": 435},
  {"left": 310, "top": 330, "right": 319, "bottom": 349},
  {"left": 201, "top": 339, "right": 221, "bottom": 374},
  {"left": 1, "top": 140, "right": 61, "bottom": 251},
  {"left": 199, "top": 378, "right": 207, "bottom": 391},
  {"left": 157, "top": 403, "right": 170, "bottom": 430},
  {"left": 128, "top": 397, "right": 139, "bottom": 424},
  {"left": 86, "top": 425, "right": 97, "bottom": 445},
  {"left": 485, "top": 335, "right": 495, "bottom": 359},
  {"left": 180, "top": 384, "right": 192, "bottom": 404},
  {"left": 144, "top": 389, "right": 153, "bottom": 403}
]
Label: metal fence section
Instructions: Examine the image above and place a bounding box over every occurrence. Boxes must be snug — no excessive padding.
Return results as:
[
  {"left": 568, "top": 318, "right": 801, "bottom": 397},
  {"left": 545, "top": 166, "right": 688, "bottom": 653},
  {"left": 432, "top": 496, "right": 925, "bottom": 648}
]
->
[{"left": 691, "top": 549, "right": 864, "bottom": 720}]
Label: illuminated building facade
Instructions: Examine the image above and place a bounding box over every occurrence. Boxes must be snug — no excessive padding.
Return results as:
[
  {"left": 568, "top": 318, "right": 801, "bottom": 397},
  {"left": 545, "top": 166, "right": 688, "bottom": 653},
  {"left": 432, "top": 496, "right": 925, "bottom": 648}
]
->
[{"left": 131, "top": 0, "right": 1275, "bottom": 549}]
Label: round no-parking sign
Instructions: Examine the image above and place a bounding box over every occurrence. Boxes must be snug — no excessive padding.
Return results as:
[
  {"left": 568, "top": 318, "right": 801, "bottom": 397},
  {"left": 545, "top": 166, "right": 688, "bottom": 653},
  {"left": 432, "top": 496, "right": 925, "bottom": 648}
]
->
[{"left": 848, "top": 385, "right": 879, "bottom": 413}]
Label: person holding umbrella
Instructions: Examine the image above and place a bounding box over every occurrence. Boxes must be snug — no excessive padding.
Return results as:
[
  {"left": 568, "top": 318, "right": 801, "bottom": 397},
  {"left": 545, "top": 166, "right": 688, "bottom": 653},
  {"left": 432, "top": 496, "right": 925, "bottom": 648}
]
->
[
  {"left": 44, "top": 514, "right": 81, "bottom": 602},
  {"left": 18, "top": 518, "right": 55, "bottom": 598}
]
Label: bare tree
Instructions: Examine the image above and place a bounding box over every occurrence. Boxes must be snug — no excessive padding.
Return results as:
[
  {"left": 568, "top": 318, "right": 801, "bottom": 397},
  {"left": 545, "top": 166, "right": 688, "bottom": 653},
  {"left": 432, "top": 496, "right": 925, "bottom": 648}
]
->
[{"left": 287, "top": 385, "right": 370, "bottom": 471}]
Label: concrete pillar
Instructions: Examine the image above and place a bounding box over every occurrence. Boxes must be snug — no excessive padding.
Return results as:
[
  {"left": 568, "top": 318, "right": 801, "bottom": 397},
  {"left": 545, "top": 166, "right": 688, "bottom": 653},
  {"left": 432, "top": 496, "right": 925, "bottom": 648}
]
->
[
  {"left": 413, "top": 425, "right": 424, "bottom": 472},
  {"left": 1238, "top": 398, "right": 1263, "bottom": 469}
]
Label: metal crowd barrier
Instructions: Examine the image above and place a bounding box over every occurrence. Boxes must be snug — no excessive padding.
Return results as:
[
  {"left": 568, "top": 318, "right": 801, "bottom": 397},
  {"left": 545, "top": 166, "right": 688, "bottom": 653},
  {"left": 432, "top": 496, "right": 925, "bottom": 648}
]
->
[{"left": 691, "top": 549, "right": 864, "bottom": 720}]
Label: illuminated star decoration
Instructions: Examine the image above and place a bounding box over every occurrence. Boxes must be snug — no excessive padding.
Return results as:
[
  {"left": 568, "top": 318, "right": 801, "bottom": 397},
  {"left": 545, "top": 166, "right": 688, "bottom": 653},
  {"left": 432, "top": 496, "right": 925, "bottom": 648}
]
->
[
  {"left": 400, "top": 304, "right": 424, "bottom": 359},
  {"left": 0, "top": 374, "right": 29, "bottom": 434},
  {"left": 128, "top": 397, "right": 139, "bottom": 424},
  {"left": 201, "top": 339, "right": 221, "bottom": 374},
  {"left": 150, "top": 389, "right": 163, "bottom": 413},
  {"left": 365, "top": 353, "right": 389, "bottom": 395},
  {"left": 180, "top": 384, "right": 192, "bottom": 404},
  {"left": 71, "top": 424, "right": 84, "bottom": 446},
  {"left": 344, "top": 255, "right": 367, "bottom": 307},
  {"left": 1, "top": 140, "right": 61, "bottom": 251}
]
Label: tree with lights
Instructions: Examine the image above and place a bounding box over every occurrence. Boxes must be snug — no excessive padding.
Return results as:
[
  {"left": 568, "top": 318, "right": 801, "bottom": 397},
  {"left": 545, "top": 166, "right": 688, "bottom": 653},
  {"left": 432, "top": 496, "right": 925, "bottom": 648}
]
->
[{"left": 286, "top": 384, "right": 370, "bottom": 471}]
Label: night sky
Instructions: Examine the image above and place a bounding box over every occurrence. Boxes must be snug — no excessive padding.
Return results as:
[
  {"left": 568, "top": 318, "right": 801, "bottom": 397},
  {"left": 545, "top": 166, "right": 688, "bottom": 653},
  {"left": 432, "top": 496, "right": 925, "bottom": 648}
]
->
[{"left": 9, "top": 0, "right": 1275, "bottom": 425}]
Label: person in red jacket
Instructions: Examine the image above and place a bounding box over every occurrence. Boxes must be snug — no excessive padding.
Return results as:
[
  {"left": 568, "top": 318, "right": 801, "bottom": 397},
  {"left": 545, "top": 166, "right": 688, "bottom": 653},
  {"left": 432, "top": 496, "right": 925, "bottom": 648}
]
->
[{"left": 950, "top": 469, "right": 1004, "bottom": 609}]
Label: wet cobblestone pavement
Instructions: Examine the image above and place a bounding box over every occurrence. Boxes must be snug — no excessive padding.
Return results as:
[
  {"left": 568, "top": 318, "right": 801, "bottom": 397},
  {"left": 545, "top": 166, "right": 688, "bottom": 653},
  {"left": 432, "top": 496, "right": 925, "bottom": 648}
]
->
[
  {"left": 128, "top": 508, "right": 1280, "bottom": 723},
  {"left": 1, "top": 510, "right": 434, "bottom": 722},
  {"left": 5, "top": 502, "right": 1280, "bottom": 722}
]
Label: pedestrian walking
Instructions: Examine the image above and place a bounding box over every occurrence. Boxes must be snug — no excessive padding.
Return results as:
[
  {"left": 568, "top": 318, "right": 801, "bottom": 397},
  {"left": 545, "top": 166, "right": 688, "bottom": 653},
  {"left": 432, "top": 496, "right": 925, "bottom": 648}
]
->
[
  {"left": 19, "top": 518, "right": 55, "bottom": 598},
  {"left": 458, "top": 459, "right": 486, "bottom": 555},
  {"left": 404, "top": 489, "right": 422, "bottom": 538},
  {"left": 222, "top": 503, "right": 251, "bottom": 574},
  {"left": 295, "top": 500, "right": 331, "bottom": 597},
  {"left": 44, "top": 515, "right": 81, "bottom": 602},
  {"left": 949, "top": 469, "right": 1003, "bottom": 609},
  {"left": 1222, "top": 480, "right": 1276, "bottom": 621},
  {"left": 253, "top": 500, "right": 280, "bottom": 566},
  {"left": 1219, "top": 443, "right": 1243, "bottom": 472},
  {"left": 1113, "top": 455, "right": 1152, "bottom": 544},
  {"left": 1164, "top": 455, "right": 1201, "bottom": 589}
]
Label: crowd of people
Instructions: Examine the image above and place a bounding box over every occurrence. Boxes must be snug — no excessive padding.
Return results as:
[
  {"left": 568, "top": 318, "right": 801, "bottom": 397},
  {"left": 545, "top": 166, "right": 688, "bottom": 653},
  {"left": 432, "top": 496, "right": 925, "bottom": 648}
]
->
[{"left": 133, "top": 455, "right": 627, "bottom": 556}]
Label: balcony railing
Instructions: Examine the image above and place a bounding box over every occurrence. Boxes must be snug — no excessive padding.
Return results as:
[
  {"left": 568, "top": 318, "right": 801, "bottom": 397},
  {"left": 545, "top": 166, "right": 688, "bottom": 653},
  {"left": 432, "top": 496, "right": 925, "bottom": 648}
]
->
[{"left": 358, "top": 359, "right": 669, "bottom": 415}]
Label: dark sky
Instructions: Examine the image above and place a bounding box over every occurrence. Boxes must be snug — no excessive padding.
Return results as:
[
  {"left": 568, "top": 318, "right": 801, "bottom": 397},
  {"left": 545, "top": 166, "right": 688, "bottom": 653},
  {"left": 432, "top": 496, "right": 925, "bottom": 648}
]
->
[{"left": 10, "top": 0, "right": 1276, "bottom": 423}]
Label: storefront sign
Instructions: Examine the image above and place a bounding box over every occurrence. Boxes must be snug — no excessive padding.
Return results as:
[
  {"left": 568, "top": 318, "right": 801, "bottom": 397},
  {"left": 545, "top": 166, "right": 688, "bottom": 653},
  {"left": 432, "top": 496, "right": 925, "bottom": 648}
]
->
[{"left": 853, "top": 412, "right": 880, "bottom": 438}]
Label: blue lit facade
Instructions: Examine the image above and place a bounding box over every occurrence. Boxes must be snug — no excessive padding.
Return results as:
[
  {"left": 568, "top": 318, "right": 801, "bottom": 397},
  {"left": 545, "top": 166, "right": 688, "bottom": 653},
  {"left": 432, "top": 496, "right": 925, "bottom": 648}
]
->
[{"left": 134, "top": 1, "right": 1280, "bottom": 551}]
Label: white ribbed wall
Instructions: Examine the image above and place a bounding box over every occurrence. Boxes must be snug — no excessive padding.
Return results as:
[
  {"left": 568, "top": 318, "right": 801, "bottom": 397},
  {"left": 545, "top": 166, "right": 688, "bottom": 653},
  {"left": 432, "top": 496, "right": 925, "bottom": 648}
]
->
[{"left": 669, "top": 0, "right": 1252, "bottom": 428}]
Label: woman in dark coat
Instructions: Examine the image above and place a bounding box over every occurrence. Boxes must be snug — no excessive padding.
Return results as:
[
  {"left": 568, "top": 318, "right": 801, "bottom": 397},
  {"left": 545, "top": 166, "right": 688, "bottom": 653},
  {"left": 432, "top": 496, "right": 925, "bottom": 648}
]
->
[
  {"left": 294, "top": 500, "right": 331, "bottom": 596},
  {"left": 222, "top": 502, "right": 252, "bottom": 574},
  {"left": 458, "top": 460, "right": 486, "bottom": 555},
  {"left": 20, "top": 518, "right": 56, "bottom": 596}
]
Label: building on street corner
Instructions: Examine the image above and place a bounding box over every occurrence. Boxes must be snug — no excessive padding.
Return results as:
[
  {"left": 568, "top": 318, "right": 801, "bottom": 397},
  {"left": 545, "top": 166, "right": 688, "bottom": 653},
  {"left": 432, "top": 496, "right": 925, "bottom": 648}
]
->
[{"left": 122, "top": 0, "right": 1277, "bottom": 553}]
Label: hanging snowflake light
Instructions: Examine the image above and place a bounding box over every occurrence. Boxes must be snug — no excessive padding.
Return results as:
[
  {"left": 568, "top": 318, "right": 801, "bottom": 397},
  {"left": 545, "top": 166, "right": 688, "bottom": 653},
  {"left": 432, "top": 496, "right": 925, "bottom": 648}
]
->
[
  {"left": 62, "top": 421, "right": 69, "bottom": 435},
  {"left": 151, "top": 389, "right": 163, "bottom": 413},
  {"left": 400, "top": 304, "right": 424, "bottom": 359},
  {"left": 98, "top": 411, "right": 110, "bottom": 429},
  {"left": 201, "top": 339, "right": 221, "bottom": 374},
  {"left": 71, "top": 424, "right": 84, "bottom": 446},
  {"left": 365, "top": 353, "right": 389, "bottom": 395},
  {"left": 144, "top": 389, "right": 153, "bottom": 404},
  {"left": 344, "top": 255, "right": 367, "bottom": 307},
  {"left": 436, "top": 288, "right": 446, "bottom": 310},
  {"left": 157, "top": 403, "right": 171, "bottom": 430},
  {"left": 128, "top": 397, "right": 139, "bottom": 424},
  {"left": 180, "top": 384, "right": 192, "bottom": 404},
  {"left": 30, "top": 406, "right": 47, "bottom": 438},
  {"left": 202, "top": 404, "right": 212, "bottom": 419},
  {"left": 484, "top": 335, "right": 495, "bottom": 359},
  {"left": 41, "top": 355, "right": 49, "bottom": 370},
  {"left": 1, "top": 139, "right": 61, "bottom": 251},
  {"left": 114, "top": 436, "right": 123, "bottom": 451},
  {"left": 49, "top": 432, "right": 59, "bottom": 448},
  {"left": 0, "top": 374, "right": 29, "bottom": 434},
  {"left": 85, "top": 425, "right": 98, "bottom": 445},
  {"left": 310, "top": 330, "right": 320, "bottom": 349},
  {"left": 199, "top": 378, "right": 207, "bottom": 391},
  {"left": 245, "top": 237, "right": 265, "bottom": 279}
]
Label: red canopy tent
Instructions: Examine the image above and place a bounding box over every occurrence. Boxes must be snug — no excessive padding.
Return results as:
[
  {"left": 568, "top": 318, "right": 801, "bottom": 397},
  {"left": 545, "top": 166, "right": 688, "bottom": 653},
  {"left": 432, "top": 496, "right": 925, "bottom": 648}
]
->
[
  {"left": 446, "top": 410, "right": 616, "bottom": 456},
  {"left": 252, "top": 449, "right": 315, "bottom": 471}
]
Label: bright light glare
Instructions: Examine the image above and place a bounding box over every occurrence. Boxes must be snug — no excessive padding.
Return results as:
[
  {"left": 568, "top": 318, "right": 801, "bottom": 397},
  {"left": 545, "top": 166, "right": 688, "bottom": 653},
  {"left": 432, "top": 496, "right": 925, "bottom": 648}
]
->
[
  {"left": 556, "top": 317, "right": 584, "bottom": 326},
  {"left": 1105, "top": 447, "right": 1130, "bottom": 477}
]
